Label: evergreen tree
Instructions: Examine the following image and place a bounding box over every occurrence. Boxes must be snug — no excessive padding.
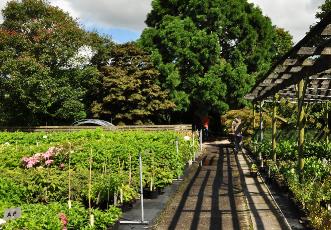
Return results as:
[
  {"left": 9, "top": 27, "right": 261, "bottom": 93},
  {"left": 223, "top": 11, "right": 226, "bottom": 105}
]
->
[{"left": 140, "top": 0, "right": 292, "bottom": 117}]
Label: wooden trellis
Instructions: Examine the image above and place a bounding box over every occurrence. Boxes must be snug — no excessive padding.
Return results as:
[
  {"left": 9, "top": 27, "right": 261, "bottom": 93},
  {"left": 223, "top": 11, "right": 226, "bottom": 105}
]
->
[{"left": 245, "top": 11, "right": 331, "bottom": 172}]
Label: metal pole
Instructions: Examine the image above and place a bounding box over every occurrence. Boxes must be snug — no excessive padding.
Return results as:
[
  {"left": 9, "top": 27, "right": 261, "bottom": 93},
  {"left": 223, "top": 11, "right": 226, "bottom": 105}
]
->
[
  {"left": 119, "top": 152, "right": 148, "bottom": 225},
  {"left": 298, "top": 79, "right": 305, "bottom": 171},
  {"left": 272, "top": 96, "right": 277, "bottom": 162}
]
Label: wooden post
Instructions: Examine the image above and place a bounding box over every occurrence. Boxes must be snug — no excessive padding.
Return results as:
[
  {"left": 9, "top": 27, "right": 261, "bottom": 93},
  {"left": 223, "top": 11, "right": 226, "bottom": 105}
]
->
[
  {"left": 259, "top": 101, "right": 263, "bottom": 165},
  {"left": 298, "top": 79, "right": 305, "bottom": 171},
  {"left": 327, "top": 102, "right": 329, "bottom": 144},
  {"left": 259, "top": 101, "right": 263, "bottom": 142},
  {"left": 272, "top": 96, "right": 277, "bottom": 162},
  {"left": 253, "top": 103, "right": 256, "bottom": 129}
]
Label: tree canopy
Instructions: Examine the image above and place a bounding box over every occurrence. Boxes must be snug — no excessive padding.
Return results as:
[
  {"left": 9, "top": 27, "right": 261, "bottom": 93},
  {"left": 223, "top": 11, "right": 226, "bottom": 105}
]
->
[
  {"left": 0, "top": 0, "right": 98, "bottom": 125},
  {"left": 140, "top": 0, "right": 293, "bottom": 117},
  {"left": 91, "top": 43, "right": 175, "bottom": 125},
  {"left": 0, "top": 0, "right": 294, "bottom": 126}
]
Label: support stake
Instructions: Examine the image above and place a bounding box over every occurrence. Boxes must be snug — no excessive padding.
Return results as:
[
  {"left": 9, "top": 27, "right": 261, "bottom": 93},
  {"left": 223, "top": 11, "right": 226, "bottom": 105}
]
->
[{"left": 119, "top": 152, "right": 148, "bottom": 225}]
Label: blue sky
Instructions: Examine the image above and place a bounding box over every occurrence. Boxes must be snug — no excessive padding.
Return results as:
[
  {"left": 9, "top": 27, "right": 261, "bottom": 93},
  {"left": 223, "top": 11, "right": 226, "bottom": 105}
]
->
[
  {"left": 83, "top": 24, "right": 140, "bottom": 44},
  {"left": 0, "top": 0, "right": 325, "bottom": 44}
]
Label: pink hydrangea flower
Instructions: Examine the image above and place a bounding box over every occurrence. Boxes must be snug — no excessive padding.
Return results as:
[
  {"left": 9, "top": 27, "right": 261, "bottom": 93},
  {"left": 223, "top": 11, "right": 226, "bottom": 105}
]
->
[
  {"left": 59, "top": 163, "right": 65, "bottom": 170},
  {"left": 59, "top": 212, "right": 68, "bottom": 229},
  {"left": 45, "top": 159, "right": 54, "bottom": 165},
  {"left": 26, "top": 162, "right": 34, "bottom": 168},
  {"left": 22, "top": 146, "right": 61, "bottom": 168}
]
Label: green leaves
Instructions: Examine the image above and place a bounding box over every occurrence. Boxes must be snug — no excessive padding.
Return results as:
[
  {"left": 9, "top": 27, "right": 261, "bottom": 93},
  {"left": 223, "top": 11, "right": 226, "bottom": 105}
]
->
[
  {"left": 141, "top": 0, "right": 293, "bottom": 114},
  {"left": 0, "top": 0, "right": 98, "bottom": 125},
  {"left": 92, "top": 43, "right": 175, "bottom": 125},
  {"left": 0, "top": 130, "right": 198, "bottom": 229}
]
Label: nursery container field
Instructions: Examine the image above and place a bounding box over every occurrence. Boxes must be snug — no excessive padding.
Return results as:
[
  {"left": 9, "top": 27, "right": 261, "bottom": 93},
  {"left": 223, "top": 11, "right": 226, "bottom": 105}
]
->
[
  {"left": 250, "top": 138, "right": 331, "bottom": 229},
  {"left": 0, "top": 129, "right": 197, "bottom": 229}
]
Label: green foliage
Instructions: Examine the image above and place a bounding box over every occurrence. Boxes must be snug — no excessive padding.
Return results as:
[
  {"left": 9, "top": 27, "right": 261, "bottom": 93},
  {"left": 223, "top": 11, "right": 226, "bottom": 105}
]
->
[
  {"left": 91, "top": 43, "right": 175, "bottom": 125},
  {"left": 0, "top": 202, "right": 121, "bottom": 229},
  {"left": 0, "top": 130, "right": 198, "bottom": 229},
  {"left": 302, "top": 157, "right": 330, "bottom": 180},
  {"left": 222, "top": 108, "right": 272, "bottom": 136},
  {"left": 272, "top": 27, "right": 293, "bottom": 61},
  {"left": 0, "top": 0, "right": 100, "bottom": 125},
  {"left": 0, "top": 130, "right": 196, "bottom": 207},
  {"left": 140, "top": 0, "right": 293, "bottom": 114},
  {"left": 316, "top": 0, "right": 331, "bottom": 21},
  {"left": 251, "top": 135, "right": 331, "bottom": 229},
  {"left": 276, "top": 140, "right": 297, "bottom": 161}
]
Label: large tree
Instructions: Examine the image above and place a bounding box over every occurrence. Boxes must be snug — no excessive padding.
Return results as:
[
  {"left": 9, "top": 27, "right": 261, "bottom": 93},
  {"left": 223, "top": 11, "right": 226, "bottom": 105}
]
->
[
  {"left": 0, "top": 0, "right": 98, "bottom": 125},
  {"left": 140, "top": 0, "right": 292, "bottom": 119},
  {"left": 91, "top": 43, "right": 175, "bottom": 125}
]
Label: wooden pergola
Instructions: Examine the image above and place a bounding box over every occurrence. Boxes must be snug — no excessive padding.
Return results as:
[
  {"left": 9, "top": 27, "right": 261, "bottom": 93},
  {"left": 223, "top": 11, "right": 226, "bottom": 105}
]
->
[{"left": 245, "top": 12, "right": 331, "bottom": 171}]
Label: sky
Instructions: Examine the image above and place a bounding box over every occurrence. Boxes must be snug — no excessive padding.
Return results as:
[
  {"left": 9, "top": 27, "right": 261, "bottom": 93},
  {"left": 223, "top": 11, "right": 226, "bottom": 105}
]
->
[{"left": 0, "top": 0, "right": 326, "bottom": 44}]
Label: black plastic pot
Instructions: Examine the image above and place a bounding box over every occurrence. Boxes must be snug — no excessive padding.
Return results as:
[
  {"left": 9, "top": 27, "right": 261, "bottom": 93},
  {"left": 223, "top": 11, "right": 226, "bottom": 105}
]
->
[
  {"left": 250, "top": 171, "right": 257, "bottom": 177},
  {"left": 108, "top": 220, "right": 120, "bottom": 230},
  {"left": 143, "top": 189, "right": 158, "bottom": 199},
  {"left": 119, "top": 202, "right": 134, "bottom": 212},
  {"left": 157, "top": 187, "right": 165, "bottom": 195}
]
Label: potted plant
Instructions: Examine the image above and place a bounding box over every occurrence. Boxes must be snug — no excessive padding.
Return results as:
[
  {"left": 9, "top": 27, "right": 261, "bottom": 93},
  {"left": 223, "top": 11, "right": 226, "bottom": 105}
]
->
[
  {"left": 250, "top": 163, "right": 258, "bottom": 177},
  {"left": 143, "top": 152, "right": 159, "bottom": 199}
]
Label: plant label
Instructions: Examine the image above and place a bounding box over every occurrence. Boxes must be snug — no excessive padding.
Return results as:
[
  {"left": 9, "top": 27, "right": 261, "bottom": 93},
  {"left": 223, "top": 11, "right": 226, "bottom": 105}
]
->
[{"left": 3, "top": 208, "right": 21, "bottom": 220}]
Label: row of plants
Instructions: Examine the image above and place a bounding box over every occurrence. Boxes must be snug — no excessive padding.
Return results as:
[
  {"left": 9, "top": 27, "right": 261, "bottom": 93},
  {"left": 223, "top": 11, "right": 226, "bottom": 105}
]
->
[
  {"left": 0, "top": 129, "right": 198, "bottom": 229},
  {"left": 250, "top": 138, "right": 331, "bottom": 230}
]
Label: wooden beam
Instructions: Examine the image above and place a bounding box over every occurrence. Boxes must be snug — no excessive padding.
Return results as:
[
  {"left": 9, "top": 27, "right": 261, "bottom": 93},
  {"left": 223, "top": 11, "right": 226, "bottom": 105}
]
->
[
  {"left": 247, "top": 13, "right": 331, "bottom": 98},
  {"left": 261, "top": 107, "right": 288, "bottom": 123},
  {"left": 253, "top": 56, "right": 331, "bottom": 102},
  {"left": 321, "top": 24, "right": 331, "bottom": 36},
  {"left": 322, "top": 47, "right": 331, "bottom": 55},
  {"left": 297, "top": 47, "right": 316, "bottom": 55},
  {"left": 302, "top": 58, "right": 316, "bottom": 66},
  {"left": 283, "top": 59, "right": 298, "bottom": 66}
]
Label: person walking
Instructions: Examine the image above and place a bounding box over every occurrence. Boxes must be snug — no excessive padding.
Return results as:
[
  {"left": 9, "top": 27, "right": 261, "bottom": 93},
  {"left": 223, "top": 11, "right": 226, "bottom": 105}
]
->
[
  {"left": 231, "top": 117, "right": 243, "bottom": 153},
  {"left": 202, "top": 116, "right": 210, "bottom": 140}
]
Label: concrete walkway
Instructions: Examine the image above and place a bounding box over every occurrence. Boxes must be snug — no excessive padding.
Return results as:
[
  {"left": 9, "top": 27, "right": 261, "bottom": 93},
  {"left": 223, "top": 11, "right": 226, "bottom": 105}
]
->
[
  {"left": 154, "top": 140, "right": 288, "bottom": 230},
  {"left": 237, "top": 151, "right": 287, "bottom": 230}
]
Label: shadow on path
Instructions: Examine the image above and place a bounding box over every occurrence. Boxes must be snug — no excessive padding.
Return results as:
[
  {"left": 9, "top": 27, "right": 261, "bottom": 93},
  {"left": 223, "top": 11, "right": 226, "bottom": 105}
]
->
[{"left": 167, "top": 142, "right": 249, "bottom": 230}]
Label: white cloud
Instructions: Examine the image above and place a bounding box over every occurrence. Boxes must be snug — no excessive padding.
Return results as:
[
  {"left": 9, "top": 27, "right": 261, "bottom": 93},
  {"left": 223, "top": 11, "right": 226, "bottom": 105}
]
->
[
  {"left": 49, "top": 0, "right": 80, "bottom": 19},
  {"left": 49, "top": 0, "right": 152, "bottom": 31},
  {"left": 249, "top": 0, "right": 324, "bottom": 43}
]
